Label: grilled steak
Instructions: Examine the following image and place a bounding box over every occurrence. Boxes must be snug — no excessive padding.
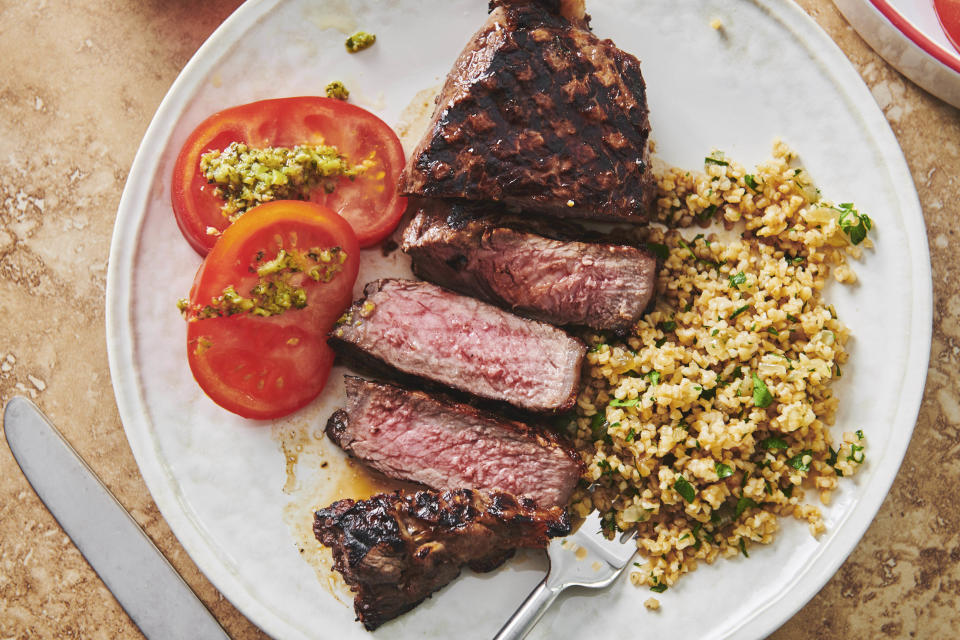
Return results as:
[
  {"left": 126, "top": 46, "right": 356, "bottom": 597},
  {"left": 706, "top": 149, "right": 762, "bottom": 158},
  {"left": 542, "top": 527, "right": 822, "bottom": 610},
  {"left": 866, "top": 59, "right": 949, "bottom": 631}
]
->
[
  {"left": 328, "top": 376, "right": 583, "bottom": 507},
  {"left": 314, "top": 488, "right": 570, "bottom": 630},
  {"left": 398, "top": 0, "right": 654, "bottom": 221},
  {"left": 329, "top": 279, "right": 585, "bottom": 413},
  {"left": 402, "top": 200, "right": 658, "bottom": 332}
]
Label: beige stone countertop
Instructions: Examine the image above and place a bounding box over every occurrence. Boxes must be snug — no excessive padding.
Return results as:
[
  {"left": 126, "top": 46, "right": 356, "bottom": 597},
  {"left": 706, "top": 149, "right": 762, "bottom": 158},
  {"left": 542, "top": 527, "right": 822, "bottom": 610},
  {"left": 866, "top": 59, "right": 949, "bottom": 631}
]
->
[{"left": 1, "top": 1, "right": 958, "bottom": 638}]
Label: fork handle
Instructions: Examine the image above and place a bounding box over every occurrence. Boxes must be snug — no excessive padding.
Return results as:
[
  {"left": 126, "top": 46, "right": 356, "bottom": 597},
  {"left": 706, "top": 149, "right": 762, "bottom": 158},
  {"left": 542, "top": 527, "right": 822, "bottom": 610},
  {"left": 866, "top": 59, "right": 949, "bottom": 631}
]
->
[{"left": 493, "top": 577, "right": 562, "bottom": 640}]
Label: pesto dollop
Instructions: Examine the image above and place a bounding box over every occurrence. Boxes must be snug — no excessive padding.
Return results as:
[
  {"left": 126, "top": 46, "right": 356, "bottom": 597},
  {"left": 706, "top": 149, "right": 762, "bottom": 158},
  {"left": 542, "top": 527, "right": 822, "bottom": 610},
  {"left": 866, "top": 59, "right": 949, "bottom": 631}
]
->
[
  {"left": 345, "top": 31, "right": 376, "bottom": 53},
  {"left": 325, "top": 80, "right": 349, "bottom": 101},
  {"left": 200, "top": 142, "right": 371, "bottom": 222},
  {"left": 178, "top": 246, "right": 348, "bottom": 320}
]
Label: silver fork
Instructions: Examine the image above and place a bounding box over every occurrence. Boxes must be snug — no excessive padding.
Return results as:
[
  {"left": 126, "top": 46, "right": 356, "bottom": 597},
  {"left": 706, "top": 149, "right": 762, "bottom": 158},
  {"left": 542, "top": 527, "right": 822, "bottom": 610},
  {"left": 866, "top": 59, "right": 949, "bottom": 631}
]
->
[{"left": 494, "top": 511, "right": 638, "bottom": 639}]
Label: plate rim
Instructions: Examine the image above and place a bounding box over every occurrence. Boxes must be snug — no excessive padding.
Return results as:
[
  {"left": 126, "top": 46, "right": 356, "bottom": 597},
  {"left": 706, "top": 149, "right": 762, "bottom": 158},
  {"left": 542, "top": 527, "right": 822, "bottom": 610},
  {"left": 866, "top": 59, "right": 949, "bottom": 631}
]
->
[{"left": 105, "top": 1, "right": 933, "bottom": 639}]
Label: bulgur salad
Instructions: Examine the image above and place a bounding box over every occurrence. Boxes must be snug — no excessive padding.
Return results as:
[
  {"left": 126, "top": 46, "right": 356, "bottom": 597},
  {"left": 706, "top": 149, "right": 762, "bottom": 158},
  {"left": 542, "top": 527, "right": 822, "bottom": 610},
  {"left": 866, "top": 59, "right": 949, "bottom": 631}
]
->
[{"left": 566, "top": 141, "right": 874, "bottom": 598}]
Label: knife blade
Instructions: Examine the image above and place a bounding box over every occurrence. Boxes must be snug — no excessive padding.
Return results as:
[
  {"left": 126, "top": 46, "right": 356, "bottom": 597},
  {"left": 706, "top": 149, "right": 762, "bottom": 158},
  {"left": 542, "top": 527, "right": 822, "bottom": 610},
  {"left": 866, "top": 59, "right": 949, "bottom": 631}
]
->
[{"left": 3, "top": 396, "right": 231, "bottom": 640}]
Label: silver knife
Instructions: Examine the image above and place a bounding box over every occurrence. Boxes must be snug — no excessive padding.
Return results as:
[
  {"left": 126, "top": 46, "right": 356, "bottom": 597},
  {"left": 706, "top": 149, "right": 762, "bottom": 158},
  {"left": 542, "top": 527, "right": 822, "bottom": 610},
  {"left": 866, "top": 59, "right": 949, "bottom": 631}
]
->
[{"left": 3, "top": 396, "right": 231, "bottom": 640}]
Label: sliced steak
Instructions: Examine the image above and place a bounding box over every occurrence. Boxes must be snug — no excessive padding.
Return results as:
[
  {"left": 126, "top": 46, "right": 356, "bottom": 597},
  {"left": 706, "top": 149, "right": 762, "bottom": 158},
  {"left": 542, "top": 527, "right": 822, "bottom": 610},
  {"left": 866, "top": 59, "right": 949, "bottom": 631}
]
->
[
  {"left": 314, "top": 488, "right": 570, "bottom": 630},
  {"left": 329, "top": 279, "right": 585, "bottom": 413},
  {"left": 398, "top": 0, "right": 654, "bottom": 221},
  {"left": 328, "top": 376, "right": 583, "bottom": 508},
  {"left": 402, "top": 200, "right": 658, "bottom": 332}
]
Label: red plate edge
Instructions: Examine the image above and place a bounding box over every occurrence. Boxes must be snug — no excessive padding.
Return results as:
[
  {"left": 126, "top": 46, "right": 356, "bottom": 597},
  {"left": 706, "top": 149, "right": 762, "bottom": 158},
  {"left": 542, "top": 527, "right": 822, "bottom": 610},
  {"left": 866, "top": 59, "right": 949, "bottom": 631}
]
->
[{"left": 868, "top": 0, "right": 960, "bottom": 74}]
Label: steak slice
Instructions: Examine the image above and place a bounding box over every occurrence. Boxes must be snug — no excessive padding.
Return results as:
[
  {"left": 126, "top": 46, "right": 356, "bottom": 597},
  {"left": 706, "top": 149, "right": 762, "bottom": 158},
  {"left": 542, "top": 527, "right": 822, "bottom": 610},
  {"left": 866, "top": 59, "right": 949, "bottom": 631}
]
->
[
  {"left": 314, "top": 488, "right": 570, "bottom": 630},
  {"left": 328, "top": 376, "right": 584, "bottom": 508},
  {"left": 329, "top": 279, "right": 585, "bottom": 413},
  {"left": 402, "top": 199, "right": 658, "bottom": 332},
  {"left": 398, "top": 0, "right": 654, "bottom": 221}
]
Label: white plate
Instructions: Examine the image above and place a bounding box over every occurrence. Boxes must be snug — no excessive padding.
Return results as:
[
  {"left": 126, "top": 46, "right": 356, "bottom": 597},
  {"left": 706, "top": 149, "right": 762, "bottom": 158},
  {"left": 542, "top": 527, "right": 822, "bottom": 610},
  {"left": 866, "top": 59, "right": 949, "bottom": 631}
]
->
[
  {"left": 106, "top": 1, "right": 932, "bottom": 638},
  {"left": 832, "top": 0, "right": 960, "bottom": 107}
]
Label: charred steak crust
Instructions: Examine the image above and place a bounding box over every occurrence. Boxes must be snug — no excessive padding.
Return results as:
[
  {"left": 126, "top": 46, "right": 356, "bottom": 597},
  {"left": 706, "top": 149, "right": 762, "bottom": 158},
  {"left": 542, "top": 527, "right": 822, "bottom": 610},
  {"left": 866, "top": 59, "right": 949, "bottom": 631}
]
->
[
  {"left": 435, "top": 197, "right": 640, "bottom": 246},
  {"left": 329, "top": 279, "right": 586, "bottom": 414},
  {"left": 326, "top": 376, "right": 584, "bottom": 508},
  {"left": 402, "top": 200, "right": 658, "bottom": 332},
  {"left": 489, "top": 0, "right": 589, "bottom": 26},
  {"left": 398, "top": 0, "right": 654, "bottom": 220},
  {"left": 325, "top": 408, "right": 350, "bottom": 442},
  {"left": 314, "top": 488, "right": 571, "bottom": 630}
]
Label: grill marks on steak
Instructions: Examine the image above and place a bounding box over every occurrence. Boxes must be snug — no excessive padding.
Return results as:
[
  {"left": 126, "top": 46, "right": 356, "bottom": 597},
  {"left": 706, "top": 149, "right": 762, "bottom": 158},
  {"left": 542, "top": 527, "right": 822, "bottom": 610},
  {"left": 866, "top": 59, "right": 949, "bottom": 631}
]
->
[
  {"left": 402, "top": 200, "right": 658, "bottom": 332},
  {"left": 329, "top": 279, "right": 585, "bottom": 413},
  {"left": 328, "top": 376, "right": 583, "bottom": 508},
  {"left": 314, "top": 488, "right": 570, "bottom": 630},
  {"left": 398, "top": 0, "right": 654, "bottom": 220}
]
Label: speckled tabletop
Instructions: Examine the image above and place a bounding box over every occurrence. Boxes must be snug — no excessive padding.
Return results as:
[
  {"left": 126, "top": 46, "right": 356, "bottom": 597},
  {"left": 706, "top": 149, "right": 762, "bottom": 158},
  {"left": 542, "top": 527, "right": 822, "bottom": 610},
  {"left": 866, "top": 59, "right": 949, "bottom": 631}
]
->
[{"left": 1, "top": 1, "right": 958, "bottom": 638}]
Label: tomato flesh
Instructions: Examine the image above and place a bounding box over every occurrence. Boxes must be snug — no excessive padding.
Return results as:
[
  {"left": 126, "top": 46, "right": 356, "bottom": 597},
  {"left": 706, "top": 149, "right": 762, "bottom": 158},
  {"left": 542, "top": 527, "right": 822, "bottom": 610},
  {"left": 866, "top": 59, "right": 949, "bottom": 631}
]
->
[
  {"left": 172, "top": 97, "right": 407, "bottom": 255},
  {"left": 188, "top": 317, "right": 334, "bottom": 420},
  {"left": 185, "top": 201, "right": 359, "bottom": 419}
]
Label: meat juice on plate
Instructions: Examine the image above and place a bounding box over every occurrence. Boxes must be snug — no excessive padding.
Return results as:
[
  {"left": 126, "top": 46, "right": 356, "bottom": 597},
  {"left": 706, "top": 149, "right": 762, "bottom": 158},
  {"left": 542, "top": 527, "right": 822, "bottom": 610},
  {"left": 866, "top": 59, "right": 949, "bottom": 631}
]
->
[{"left": 272, "top": 418, "right": 416, "bottom": 600}]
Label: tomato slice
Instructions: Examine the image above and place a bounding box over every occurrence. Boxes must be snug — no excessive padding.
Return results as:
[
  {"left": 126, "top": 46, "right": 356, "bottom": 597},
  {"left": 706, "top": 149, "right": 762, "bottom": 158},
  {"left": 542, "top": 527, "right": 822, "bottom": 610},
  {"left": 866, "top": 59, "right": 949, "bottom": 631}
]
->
[
  {"left": 172, "top": 97, "right": 407, "bottom": 255},
  {"left": 185, "top": 200, "right": 360, "bottom": 419}
]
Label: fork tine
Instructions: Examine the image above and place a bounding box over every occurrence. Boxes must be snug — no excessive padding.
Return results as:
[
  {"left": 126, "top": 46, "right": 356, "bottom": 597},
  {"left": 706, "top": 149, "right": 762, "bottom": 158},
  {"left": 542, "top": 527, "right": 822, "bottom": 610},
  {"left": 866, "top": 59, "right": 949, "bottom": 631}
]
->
[
  {"left": 575, "top": 529, "right": 638, "bottom": 568},
  {"left": 571, "top": 512, "right": 639, "bottom": 564}
]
